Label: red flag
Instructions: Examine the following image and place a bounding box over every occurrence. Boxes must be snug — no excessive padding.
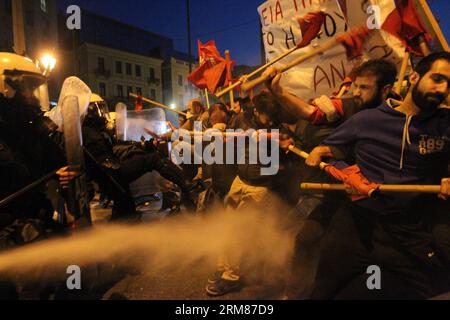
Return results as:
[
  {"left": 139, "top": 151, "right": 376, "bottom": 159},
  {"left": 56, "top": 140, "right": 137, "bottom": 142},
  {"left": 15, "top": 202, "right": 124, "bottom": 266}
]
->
[
  {"left": 324, "top": 165, "right": 380, "bottom": 201},
  {"left": 337, "top": 26, "right": 371, "bottom": 59},
  {"left": 188, "top": 40, "right": 225, "bottom": 91},
  {"left": 188, "top": 40, "right": 235, "bottom": 93},
  {"left": 296, "top": 11, "right": 325, "bottom": 48},
  {"left": 198, "top": 40, "right": 223, "bottom": 66},
  {"left": 135, "top": 95, "right": 143, "bottom": 112},
  {"left": 381, "top": 0, "right": 432, "bottom": 56}
]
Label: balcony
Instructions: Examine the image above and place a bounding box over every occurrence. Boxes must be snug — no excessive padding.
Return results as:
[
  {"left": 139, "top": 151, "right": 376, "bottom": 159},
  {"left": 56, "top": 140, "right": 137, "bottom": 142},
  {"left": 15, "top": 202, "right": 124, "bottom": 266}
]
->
[
  {"left": 94, "top": 68, "right": 111, "bottom": 78},
  {"left": 147, "top": 77, "right": 161, "bottom": 86}
]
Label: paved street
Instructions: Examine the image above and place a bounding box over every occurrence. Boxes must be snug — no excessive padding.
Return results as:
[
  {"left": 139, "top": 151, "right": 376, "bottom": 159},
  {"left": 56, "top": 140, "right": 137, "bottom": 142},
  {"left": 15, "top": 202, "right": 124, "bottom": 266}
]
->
[{"left": 89, "top": 195, "right": 285, "bottom": 301}]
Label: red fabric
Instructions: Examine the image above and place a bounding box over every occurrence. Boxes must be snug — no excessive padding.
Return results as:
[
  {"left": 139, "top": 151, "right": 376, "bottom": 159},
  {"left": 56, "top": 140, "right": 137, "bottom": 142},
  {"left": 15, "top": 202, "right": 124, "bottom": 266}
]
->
[
  {"left": 324, "top": 165, "right": 380, "bottom": 201},
  {"left": 204, "top": 61, "right": 228, "bottom": 93},
  {"left": 135, "top": 96, "right": 143, "bottom": 112},
  {"left": 332, "top": 77, "right": 353, "bottom": 97},
  {"left": 198, "top": 40, "right": 224, "bottom": 66},
  {"left": 296, "top": 11, "right": 325, "bottom": 48},
  {"left": 188, "top": 40, "right": 235, "bottom": 93},
  {"left": 308, "top": 99, "right": 345, "bottom": 125},
  {"left": 337, "top": 26, "right": 371, "bottom": 59},
  {"left": 381, "top": 0, "right": 432, "bottom": 56}
]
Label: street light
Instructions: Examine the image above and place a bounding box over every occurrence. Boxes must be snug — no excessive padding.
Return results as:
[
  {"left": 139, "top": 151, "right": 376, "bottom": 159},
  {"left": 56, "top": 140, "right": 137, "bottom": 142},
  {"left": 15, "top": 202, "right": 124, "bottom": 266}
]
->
[
  {"left": 170, "top": 103, "right": 177, "bottom": 109},
  {"left": 39, "top": 54, "right": 57, "bottom": 76}
]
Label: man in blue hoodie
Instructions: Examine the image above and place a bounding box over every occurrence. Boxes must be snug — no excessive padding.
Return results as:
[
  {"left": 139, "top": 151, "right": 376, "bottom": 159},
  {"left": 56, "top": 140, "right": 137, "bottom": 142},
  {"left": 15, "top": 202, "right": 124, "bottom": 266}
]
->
[{"left": 306, "top": 51, "right": 450, "bottom": 299}]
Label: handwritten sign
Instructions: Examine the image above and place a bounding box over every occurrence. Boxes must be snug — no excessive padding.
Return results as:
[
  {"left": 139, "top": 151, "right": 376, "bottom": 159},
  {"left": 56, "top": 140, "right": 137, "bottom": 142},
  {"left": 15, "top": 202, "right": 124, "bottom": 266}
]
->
[{"left": 258, "top": 0, "right": 405, "bottom": 100}]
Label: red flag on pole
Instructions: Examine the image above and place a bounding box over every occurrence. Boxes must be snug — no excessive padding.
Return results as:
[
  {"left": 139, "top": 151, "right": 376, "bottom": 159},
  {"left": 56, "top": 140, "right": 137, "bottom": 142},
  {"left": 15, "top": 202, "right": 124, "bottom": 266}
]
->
[
  {"left": 381, "top": 0, "right": 432, "bottom": 55},
  {"left": 188, "top": 40, "right": 235, "bottom": 93},
  {"left": 296, "top": 11, "right": 325, "bottom": 48},
  {"left": 337, "top": 25, "right": 372, "bottom": 59},
  {"left": 134, "top": 95, "right": 143, "bottom": 112},
  {"left": 324, "top": 165, "right": 380, "bottom": 201}
]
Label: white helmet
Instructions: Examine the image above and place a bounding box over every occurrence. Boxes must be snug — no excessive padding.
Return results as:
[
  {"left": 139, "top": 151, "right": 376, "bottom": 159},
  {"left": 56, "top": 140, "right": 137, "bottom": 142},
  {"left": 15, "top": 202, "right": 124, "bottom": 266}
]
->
[
  {"left": 0, "top": 52, "right": 49, "bottom": 109},
  {"left": 86, "top": 92, "right": 110, "bottom": 122}
]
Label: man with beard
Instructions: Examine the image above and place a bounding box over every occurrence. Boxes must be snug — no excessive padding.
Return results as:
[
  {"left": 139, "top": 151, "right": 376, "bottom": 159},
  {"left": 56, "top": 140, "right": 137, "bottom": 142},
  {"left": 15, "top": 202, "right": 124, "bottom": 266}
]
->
[
  {"left": 306, "top": 51, "right": 450, "bottom": 299},
  {"left": 265, "top": 60, "right": 397, "bottom": 299},
  {"left": 264, "top": 59, "right": 398, "bottom": 127}
]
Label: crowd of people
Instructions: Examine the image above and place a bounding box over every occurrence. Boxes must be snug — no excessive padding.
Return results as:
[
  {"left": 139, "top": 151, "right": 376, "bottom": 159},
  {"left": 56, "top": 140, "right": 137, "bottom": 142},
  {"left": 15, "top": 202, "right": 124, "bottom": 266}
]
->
[{"left": 0, "top": 49, "right": 449, "bottom": 300}]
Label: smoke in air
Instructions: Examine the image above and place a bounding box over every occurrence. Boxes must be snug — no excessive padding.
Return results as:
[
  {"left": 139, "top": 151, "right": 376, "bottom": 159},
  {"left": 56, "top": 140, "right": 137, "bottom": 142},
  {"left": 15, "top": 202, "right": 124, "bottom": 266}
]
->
[{"left": 0, "top": 198, "right": 296, "bottom": 289}]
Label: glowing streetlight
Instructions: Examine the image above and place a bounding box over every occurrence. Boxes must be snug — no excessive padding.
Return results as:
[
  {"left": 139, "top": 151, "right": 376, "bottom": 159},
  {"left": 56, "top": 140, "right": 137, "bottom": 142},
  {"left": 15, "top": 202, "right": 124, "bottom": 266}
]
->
[
  {"left": 39, "top": 54, "right": 56, "bottom": 76},
  {"left": 170, "top": 103, "right": 177, "bottom": 109}
]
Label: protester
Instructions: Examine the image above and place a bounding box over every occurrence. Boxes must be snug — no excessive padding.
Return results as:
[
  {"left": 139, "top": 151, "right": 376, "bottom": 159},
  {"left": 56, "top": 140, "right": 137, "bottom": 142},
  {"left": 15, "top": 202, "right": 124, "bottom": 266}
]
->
[{"left": 306, "top": 52, "right": 450, "bottom": 299}]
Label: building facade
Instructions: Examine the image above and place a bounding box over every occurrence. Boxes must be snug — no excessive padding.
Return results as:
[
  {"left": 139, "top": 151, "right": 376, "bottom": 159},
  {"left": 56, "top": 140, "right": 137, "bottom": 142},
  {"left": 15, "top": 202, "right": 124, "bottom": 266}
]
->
[
  {"left": 0, "top": 0, "right": 58, "bottom": 59},
  {"left": 66, "top": 43, "right": 164, "bottom": 107},
  {"left": 163, "top": 55, "right": 200, "bottom": 110},
  {"left": 58, "top": 9, "right": 201, "bottom": 112}
]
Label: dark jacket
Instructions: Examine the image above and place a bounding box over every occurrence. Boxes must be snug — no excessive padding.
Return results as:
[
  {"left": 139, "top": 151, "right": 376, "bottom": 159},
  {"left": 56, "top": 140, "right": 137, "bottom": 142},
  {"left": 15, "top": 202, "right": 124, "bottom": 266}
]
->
[{"left": 323, "top": 99, "right": 450, "bottom": 214}]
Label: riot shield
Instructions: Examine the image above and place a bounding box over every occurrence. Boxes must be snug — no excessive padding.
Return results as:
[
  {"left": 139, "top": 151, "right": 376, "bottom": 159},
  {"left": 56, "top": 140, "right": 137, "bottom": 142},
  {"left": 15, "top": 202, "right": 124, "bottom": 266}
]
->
[
  {"left": 48, "top": 77, "right": 92, "bottom": 131},
  {"left": 125, "top": 108, "right": 169, "bottom": 200},
  {"left": 61, "top": 95, "right": 91, "bottom": 225},
  {"left": 125, "top": 108, "right": 166, "bottom": 142},
  {"left": 115, "top": 102, "right": 128, "bottom": 141}
]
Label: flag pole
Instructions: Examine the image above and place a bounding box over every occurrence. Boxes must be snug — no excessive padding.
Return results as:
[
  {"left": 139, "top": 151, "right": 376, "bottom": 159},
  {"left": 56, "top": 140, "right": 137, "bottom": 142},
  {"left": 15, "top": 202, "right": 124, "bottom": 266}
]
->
[
  {"left": 129, "top": 93, "right": 187, "bottom": 116},
  {"left": 204, "top": 88, "right": 211, "bottom": 109},
  {"left": 415, "top": 0, "right": 449, "bottom": 52},
  {"left": 394, "top": 49, "right": 410, "bottom": 95},
  {"left": 242, "top": 34, "right": 340, "bottom": 92},
  {"left": 225, "top": 50, "right": 235, "bottom": 110},
  {"left": 300, "top": 183, "right": 442, "bottom": 194},
  {"left": 215, "top": 45, "right": 299, "bottom": 98}
]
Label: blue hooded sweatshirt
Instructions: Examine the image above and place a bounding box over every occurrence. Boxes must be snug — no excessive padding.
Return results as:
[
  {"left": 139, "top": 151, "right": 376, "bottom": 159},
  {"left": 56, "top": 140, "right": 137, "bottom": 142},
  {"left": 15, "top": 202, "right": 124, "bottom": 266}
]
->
[{"left": 322, "top": 99, "right": 450, "bottom": 214}]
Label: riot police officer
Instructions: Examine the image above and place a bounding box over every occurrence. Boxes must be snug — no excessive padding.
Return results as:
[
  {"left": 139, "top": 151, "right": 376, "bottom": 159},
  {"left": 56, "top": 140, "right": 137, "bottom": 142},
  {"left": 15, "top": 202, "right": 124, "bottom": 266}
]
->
[{"left": 82, "top": 94, "right": 200, "bottom": 219}]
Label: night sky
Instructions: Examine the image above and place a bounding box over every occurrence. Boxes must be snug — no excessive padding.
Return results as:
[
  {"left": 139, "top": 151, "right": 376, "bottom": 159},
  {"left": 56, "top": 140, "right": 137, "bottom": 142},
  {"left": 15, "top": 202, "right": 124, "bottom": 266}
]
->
[{"left": 58, "top": 0, "right": 449, "bottom": 67}]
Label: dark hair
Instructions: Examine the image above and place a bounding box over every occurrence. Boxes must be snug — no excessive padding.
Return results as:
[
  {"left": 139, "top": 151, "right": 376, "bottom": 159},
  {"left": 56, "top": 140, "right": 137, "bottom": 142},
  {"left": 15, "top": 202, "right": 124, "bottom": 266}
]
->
[
  {"left": 209, "top": 103, "right": 228, "bottom": 126},
  {"left": 252, "top": 92, "right": 279, "bottom": 119},
  {"left": 414, "top": 51, "right": 450, "bottom": 77},
  {"left": 354, "top": 59, "right": 397, "bottom": 89},
  {"left": 252, "top": 92, "right": 296, "bottom": 126},
  {"left": 209, "top": 103, "right": 228, "bottom": 114},
  {"left": 190, "top": 99, "right": 204, "bottom": 110}
]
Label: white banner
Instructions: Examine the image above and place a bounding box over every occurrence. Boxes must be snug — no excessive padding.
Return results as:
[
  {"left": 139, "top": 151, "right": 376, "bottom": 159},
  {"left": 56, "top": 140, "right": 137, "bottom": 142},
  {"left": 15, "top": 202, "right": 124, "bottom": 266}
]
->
[{"left": 258, "top": 0, "right": 406, "bottom": 100}]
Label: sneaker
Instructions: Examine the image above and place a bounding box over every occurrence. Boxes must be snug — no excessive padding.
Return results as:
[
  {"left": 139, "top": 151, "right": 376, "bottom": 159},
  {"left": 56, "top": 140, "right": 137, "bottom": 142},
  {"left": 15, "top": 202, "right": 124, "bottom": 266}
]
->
[
  {"left": 205, "top": 277, "right": 241, "bottom": 297},
  {"left": 207, "top": 270, "right": 224, "bottom": 284}
]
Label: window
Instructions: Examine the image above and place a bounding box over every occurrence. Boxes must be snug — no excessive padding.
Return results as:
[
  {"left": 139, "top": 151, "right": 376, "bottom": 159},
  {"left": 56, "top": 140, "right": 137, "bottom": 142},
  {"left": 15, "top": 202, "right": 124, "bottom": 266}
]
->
[
  {"left": 136, "top": 87, "right": 142, "bottom": 96},
  {"left": 127, "top": 86, "right": 133, "bottom": 97},
  {"left": 178, "top": 75, "right": 183, "bottom": 86},
  {"left": 179, "top": 95, "right": 184, "bottom": 106},
  {"left": 135, "top": 65, "right": 142, "bottom": 77},
  {"left": 99, "top": 83, "right": 106, "bottom": 97},
  {"left": 150, "top": 89, "right": 156, "bottom": 101},
  {"left": 126, "top": 63, "right": 132, "bottom": 75},
  {"left": 117, "top": 85, "right": 124, "bottom": 98},
  {"left": 40, "top": 0, "right": 47, "bottom": 12},
  {"left": 149, "top": 67, "right": 155, "bottom": 81},
  {"left": 98, "top": 57, "right": 105, "bottom": 72},
  {"left": 115, "top": 61, "right": 122, "bottom": 74}
]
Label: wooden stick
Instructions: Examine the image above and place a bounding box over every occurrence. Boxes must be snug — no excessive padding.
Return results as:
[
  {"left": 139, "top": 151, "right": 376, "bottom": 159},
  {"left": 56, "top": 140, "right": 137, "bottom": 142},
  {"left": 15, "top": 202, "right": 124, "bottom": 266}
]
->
[
  {"left": 241, "top": 37, "right": 338, "bottom": 92},
  {"left": 129, "top": 93, "right": 187, "bottom": 116},
  {"left": 336, "top": 85, "right": 347, "bottom": 99},
  {"left": 300, "top": 183, "right": 441, "bottom": 194},
  {"left": 418, "top": 37, "right": 432, "bottom": 56},
  {"left": 415, "top": 0, "right": 450, "bottom": 52},
  {"left": 204, "top": 88, "right": 211, "bottom": 109},
  {"left": 394, "top": 50, "right": 410, "bottom": 95},
  {"left": 288, "top": 145, "right": 328, "bottom": 170},
  {"left": 215, "top": 45, "right": 300, "bottom": 98},
  {"left": 225, "top": 50, "right": 235, "bottom": 110}
]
